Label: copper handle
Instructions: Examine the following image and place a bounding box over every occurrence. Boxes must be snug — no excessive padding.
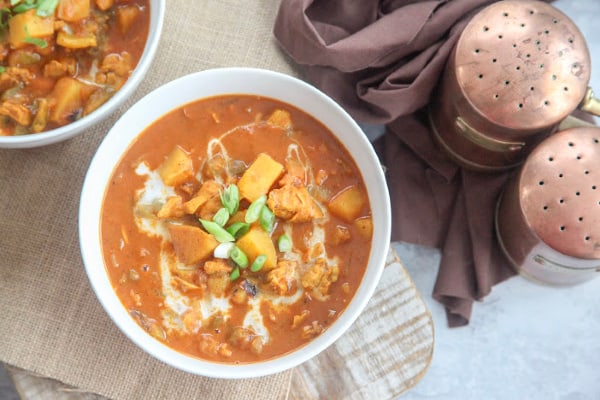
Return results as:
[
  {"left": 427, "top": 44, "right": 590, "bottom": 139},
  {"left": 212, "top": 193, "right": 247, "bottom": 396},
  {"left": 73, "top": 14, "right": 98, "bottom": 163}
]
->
[
  {"left": 455, "top": 117, "right": 525, "bottom": 153},
  {"left": 533, "top": 255, "right": 600, "bottom": 272}
]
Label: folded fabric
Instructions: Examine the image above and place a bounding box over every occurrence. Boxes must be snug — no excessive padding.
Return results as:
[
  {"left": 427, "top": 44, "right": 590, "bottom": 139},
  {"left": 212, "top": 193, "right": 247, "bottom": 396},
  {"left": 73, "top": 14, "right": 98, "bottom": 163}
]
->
[{"left": 273, "top": 0, "right": 518, "bottom": 326}]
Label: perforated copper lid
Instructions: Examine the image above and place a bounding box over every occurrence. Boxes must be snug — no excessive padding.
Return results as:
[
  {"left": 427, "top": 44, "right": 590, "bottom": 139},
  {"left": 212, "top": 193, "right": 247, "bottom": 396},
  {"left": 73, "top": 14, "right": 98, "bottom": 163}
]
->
[
  {"left": 455, "top": 0, "right": 591, "bottom": 131},
  {"left": 520, "top": 127, "right": 600, "bottom": 259}
]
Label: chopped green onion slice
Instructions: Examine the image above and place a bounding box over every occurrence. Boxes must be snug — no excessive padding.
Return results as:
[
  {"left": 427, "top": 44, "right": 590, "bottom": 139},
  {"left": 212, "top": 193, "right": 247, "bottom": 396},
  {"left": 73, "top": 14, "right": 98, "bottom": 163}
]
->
[
  {"left": 214, "top": 242, "right": 235, "bottom": 259},
  {"left": 259, "top": 206, "right": 275, "bottom": 232},
  {"left": 230, "top": 246, "right": 248, "bottom": 268},
  {"left": 13, "top": 3, "right": 36, "bottom": 13},
  {"left": 245, "top": 195, "right": 267, "bottom": 223},
  {"left": 199, "top": 219, "right": 235, "bottom": 243},
  {"left": 212, "top": 207, "right": 230, "bottom": 227},
  {"left": 36, "top": 0, "right": 59, "bottom": 16},
  {"left": 278, "top": 234, "right": 292, "bottom": 252},
  {"left": 230, "top": 267, "right": 240, "bottom": 281},
  {"left": 220, "top": 184, "right": 239, "bottom": 215},
  {"left": 226, "top": 222, "right": 250, "bottom": 239},
  {"left": 0, "top": 66, "right": 5, "bottom": 74},
  {"left": 250, "top": 254, "right": 267, "bottom": 272}
]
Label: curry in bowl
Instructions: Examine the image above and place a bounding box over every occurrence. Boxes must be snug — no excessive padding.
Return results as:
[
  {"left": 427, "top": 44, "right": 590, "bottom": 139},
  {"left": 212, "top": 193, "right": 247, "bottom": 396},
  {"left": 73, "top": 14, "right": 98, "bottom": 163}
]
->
[
  {"left": 0, "top": 0, "right": 150, "bottom": 136},
  {"left": 101, "top": 94, "right": 373, "bottom": 362}
]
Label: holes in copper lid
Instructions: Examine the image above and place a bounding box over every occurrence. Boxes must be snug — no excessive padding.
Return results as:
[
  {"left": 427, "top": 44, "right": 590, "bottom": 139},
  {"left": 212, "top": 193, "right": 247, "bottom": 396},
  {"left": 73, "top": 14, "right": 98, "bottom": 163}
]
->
[
  {"left": 585, "top": 235, "right": 591, "bottom": 241},
  {"left": 518, "top": 103, "right": 523, "bottom": 109},
  {"left": 543, "top": 205, "right": 549, "bottom": 211},
  {"left": 520, "top": 23, "right": 526, "bottom": 27},
  {"left": 526, "top": 53, "right": 531, "bottom": 58},
  {"left": 584, "top": 170, "right": 590, "bottom": 175},
  {"left": 544, "top": 29, "right": 550, "bottom": 34},
  {"left": 504, "top": 80, "right": 510, "bottom": 86},
  {"left": 568, "top": 142, "right": 575, "bottom": 147},
  {"left": 568, "top": 38, "right": 574, "bottom": 44},
  {"left": 552, "top": 74, "right": 557, "bottom": 80},
  {"left": 559, "top": 198, "right": 565, "bottom": 204},
  {"left": 592, "top": 185, "right": 597, "bottom": 190},
  {"left": 483, "top": 26, "right": 489, "bottom": 32},
  {"left": 494, "top": 93, "right": 499, "bottom": 99},
  {"left": 478, "top": 74, "right": 484, "bottom": 79},
  {"left": 498, "top": 34, "right": 504, "bottom": 39},
  {"left": 579, "top": 217, "right": 584, "bottom": 222},
  {"left": 474, "top": 48, "right": 480, "bottom": 53},
  {"left": 538, "top": 180, "right": 545, "bottom": 186},
  {"left": 564, "top": 86, "right": 569, "bottom": 92},
  {"left": 492, "top": 58, "right": 497, "bottom": 63},
  {"left": 530, "top": 86, "right": 535, "bottom": 91},
  {"left": 529, "top": 10, "right": 534, "bottom": 15},
  {"left": 560, "top": 225, "right": 566, "bottom": 231},
  {"left": 575, "top": 191, "right": 581, "bottom": 196},
  {"left": 548, "top": 156, "right": 554, "bottom": 162},
  {"left": 594, "top": 138, "right": 599, "bottom": 144},
  {"left": 516, "top": 66, "right": 521, "bottom": 71},
  {"left": 535, "top": 40, "right": 541, "bottom": 46},
  {"left": 544, "top": 100, "right": 550, "bottom": 106},
  {"left": 576, "top": 155, "right": 582, "bottom": 160},
  {"left": 558, "top": 173, "right": 564, "bottom": 178},
  {"left": 502, "top": 12, "right": 509, "bottom": 17},
  {"left": 539, "top": 64, "right": 544, "bottom": 69},
  {"left": 513, "top": 43, "right": 517, "bottom": 48},
  {"left": 553, "top": 18, "right": 559, "bottom": 24}
]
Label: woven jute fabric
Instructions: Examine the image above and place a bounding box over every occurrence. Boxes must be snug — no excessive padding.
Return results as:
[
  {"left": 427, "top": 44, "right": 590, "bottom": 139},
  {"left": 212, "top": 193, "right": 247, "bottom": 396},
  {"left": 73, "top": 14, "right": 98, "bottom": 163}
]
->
[{"left": 0, "top": 1, "right": 298, "bottom": 399}]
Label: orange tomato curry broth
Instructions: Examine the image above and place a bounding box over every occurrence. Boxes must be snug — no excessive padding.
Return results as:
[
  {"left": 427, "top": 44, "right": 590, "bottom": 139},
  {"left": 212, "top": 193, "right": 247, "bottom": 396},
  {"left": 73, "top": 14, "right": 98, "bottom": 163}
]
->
[
  {"left": 101, "top": 95, "right": 373, "bottom": 363},
  {"left": 0, "top": 0, "right": 150, "bottom": 136}
]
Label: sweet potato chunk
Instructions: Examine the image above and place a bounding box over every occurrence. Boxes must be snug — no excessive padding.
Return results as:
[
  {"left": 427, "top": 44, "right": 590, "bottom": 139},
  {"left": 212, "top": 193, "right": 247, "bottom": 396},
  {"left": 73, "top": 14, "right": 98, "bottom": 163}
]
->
[
  {"left": 116, "top": 5, "right": 141, "bottom": 35},
  {"left": 266, "top": 109, "right": 292, "bottom": 130},
  {"left": 47, "top": 77, "right": 89, "bottom": 125},
  {"left": 9, "top": 10, "right": 55, "bottom": 49},
  {"left": 328, "top": 185, "right": 366, "bottom": 222},
  {"left": 158, "top": 146, "right": 194, "bottom": 187},
  {"left": 238, "top": 153, "right": 284, "bottom": 202},
  {"left": 57, "top": 0, "right": 91, "bottom": 22},
  {"left": 168, "top": 224, "right": 218, "bottom": 265},
  {"left": 354, "top": 216, "right": 373, "bottom": 239},
  {"left": 235, "top": 226, "right": 277, "bottom": 271}
]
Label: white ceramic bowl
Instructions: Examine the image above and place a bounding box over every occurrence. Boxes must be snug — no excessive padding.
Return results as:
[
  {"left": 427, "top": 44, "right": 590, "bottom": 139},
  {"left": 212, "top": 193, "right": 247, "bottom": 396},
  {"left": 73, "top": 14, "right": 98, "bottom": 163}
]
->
[
  {"left": 79, "top": 67, "right": 392, "bottom": 378},
  {"left": 0, "top": 0, "right": 165, "bottom": 149}
]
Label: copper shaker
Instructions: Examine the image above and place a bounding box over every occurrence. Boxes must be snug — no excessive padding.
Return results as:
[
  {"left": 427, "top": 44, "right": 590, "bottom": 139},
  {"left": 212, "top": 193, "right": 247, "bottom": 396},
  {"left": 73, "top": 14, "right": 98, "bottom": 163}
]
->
[
  {"left": 429, "top": 0, "right": 598, "bottom": 172},
  {"left": 496, "top": 126, "right": 600, "bottom": 286}
]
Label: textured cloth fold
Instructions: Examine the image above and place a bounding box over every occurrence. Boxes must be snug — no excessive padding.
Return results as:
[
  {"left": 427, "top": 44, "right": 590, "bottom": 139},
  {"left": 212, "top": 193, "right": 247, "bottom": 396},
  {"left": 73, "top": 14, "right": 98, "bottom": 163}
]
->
[{"left": 274, "top": 0, "right": 516, "bottom": 326}]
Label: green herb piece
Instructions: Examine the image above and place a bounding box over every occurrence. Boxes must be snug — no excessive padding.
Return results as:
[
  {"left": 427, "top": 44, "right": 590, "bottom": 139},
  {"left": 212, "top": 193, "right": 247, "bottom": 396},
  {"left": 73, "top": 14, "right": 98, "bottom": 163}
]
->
[
  {"left": 220, "top": 184, "right": 239, "bottom": 215},
  {"left": 259, "top": 206, "right": 275, "bottom": 232},
  {"left": 23, "top": 26, "right": 47, "bottom": 48},
  {"left": 278, "top": 234, "right": 292, "bottom": 253},
  {"left": 0, "top": 66, "right": 6, "bottom": 74},
  {"left": 245, "top": 195, "right": 267, "bottom": 223},
  {"left": 13, "top": 0, "right": 36, "bottom": 13},
  {"left": 212, "top": 207, "right": 230, "bottom": 227},
  {"left": 230, "top": 246, "right": 248, "bottom": 269},
  {"left": 199, "top": 219, "right": 235, "bottom": 243},
  {"left": 36, "top": 0, "right": 59, "bottom": 17},
  {"left": 226, "top": 222, "right": 250, "bottom": 239},
  {"left": 250, "top": 254, "right": 267, "bottom": 272},
  {"left": 229, "top": 267, "right": 240, "bottom": 281}
]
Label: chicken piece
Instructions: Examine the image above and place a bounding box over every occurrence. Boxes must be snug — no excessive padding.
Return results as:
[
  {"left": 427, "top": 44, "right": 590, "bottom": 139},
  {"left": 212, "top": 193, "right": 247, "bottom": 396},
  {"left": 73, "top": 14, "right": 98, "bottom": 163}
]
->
[
  {"left": 332, "top": 225, "right": 351, "bottom": 246},
  {"left": 100, "top": 52, "right": 133, "bottom": 77},
  {"left": 228, "top": 326, "right": 262, "bottom": 354},
  {"left": 207, "top": 270, "right": 230, "bottom": 297},
  {"left": 196, "top": 193, "right": 223, "bottom": 220},
  {"left": 0, "top": 67, "right": 33, "bottom": 92},
  {"left": 301, "top": 258, "right": 339, "bottom": 299},
  {"left": 0, "top": 102, "right": 31, "bottom": 126},
  {"left": 203, "top": 259, "right": 233, "bottom": 275},
  {"left": 156, "top": 196, "right": 185, "bottom": 219},
  {"left": 31, "top": 98, "right": 49, "bottom": 133},
  {"left": 301, "top": 320, "right": 324, "bottom": 339},
  {"left": 291, "top": 310, "right": 310, "bottom": 329},
  {"left": 278, "top": 158, "right": 306, "bottom": 187},
  {"left": 267, "top": 184, "right": 324, "bottom": 223},
  {"left": 265, "top": 260, "right": 298, "bottom": 296},
  {"left": 116, "top": 5, "right": 141, "bottom": 35},
  {"left": 183, "top": 180, "right": 222, "bottom": 215},
  {"left": 94, "top": 0, "right": 113, "bottom": 10}
]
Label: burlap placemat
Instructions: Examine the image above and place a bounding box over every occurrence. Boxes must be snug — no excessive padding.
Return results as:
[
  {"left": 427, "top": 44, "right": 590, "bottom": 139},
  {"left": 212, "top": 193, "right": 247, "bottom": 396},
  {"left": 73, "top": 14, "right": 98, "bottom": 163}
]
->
[{"left": 0, "top": 1, "right": 299, "bottom": 399}]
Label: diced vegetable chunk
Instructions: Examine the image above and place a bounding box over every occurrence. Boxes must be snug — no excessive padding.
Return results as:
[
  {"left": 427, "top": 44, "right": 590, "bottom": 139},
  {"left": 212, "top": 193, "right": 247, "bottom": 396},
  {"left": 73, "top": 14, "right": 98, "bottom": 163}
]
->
[
  {"left": 266, "top": 109, "right": 292, "bottom": 129},
  {"left": 235, "top": 226, "right": 277, "bottom": 271},
  {"left": 328, "top": 185, "right": 366, "bottom": 222},
  {"left": 47, "top": 77, "right": 88, "bottom": 125},
  {"left": 158, "top": 145, "right": 194, "bottom": 187},
  {"left": 94, "top": 0, "right": 114, "bottom": 10},
  {"left": 8, "top": 10, "right": 55, "bottom": 49},
  {"left": 167, "top": 224, "right": 219, "bottom": 265},
  {"left": 116, "top": 5, "right": 141, "bottom": 35},
  {"left": 354, "top": 216, "right": 373, "bottom": 239},
  {"left": 238, "top": 153, "right": 284, "bottom": 202},
  {"left": 57, "top": 32, "right": 97, "bottom": 49},
  {"left": 57, "top": 0, "right": 91, "bottom": 22}
]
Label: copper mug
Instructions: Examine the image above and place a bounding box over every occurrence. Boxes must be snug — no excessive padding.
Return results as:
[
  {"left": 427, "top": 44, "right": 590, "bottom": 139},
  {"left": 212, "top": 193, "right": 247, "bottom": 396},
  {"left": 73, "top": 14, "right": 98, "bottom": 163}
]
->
[
  {"left": 496, "top": 126, "right": 600, "bottom": 285},
  {"left": 429, "top": 0, "right": 600, "bottom": 172}
]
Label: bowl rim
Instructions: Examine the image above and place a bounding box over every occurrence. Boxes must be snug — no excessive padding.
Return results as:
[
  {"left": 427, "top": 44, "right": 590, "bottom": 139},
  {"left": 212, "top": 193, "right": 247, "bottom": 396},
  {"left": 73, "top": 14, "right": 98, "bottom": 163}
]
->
[
  {"left": 0, "top": 0, "right": 166, "bottom": 149},
  {"left": 79, "top": 67, "right": 392, "bottom": 378}
]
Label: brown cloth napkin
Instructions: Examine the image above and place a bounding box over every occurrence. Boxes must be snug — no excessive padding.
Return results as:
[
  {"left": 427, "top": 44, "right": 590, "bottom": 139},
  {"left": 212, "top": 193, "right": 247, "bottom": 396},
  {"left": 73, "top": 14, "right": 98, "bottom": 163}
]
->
[{"left": 273, "top": 0, "right": 516, "bottom": 326}]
